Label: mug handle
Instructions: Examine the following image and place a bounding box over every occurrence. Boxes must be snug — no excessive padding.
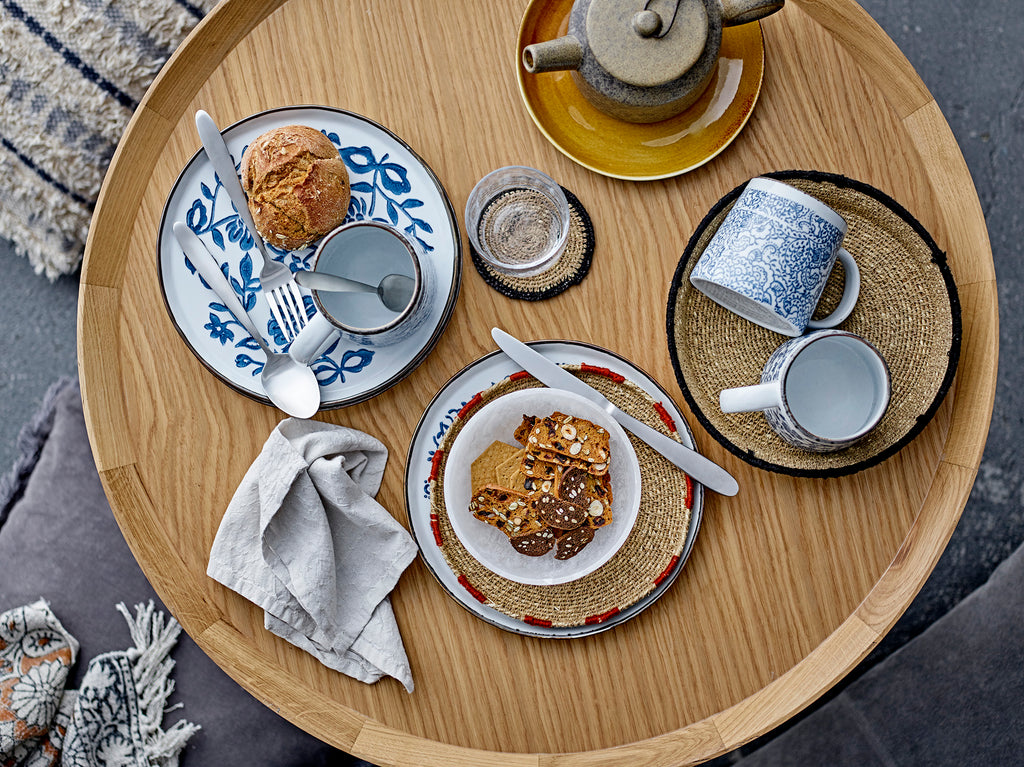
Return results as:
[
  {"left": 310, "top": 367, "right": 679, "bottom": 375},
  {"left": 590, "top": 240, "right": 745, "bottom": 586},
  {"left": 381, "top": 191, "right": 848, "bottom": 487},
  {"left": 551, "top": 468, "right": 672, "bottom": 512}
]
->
[
  {"left": 288, "top": 312, "right": 340, "bottom": 366},
  {"left": 720, "top": 382, "right": 781, "bottom": 414},
  {"left": 806, "top": 248, "right": 860, "bottom": 330}
]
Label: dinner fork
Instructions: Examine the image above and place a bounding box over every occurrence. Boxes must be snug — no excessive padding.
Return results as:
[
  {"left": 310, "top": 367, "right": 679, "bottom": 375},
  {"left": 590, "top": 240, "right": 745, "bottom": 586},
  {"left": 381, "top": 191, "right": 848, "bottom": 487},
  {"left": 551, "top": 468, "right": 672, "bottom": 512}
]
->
[{"left": 195, "top": 110, "right": 307, "bottom": 340}]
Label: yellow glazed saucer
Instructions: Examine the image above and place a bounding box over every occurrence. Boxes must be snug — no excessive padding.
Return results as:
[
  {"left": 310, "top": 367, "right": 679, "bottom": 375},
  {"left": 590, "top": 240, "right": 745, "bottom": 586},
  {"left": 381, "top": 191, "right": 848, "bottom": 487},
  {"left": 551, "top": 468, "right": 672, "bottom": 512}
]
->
[{"left": 516, "top": 0, "right": 765, "bottom": 181}]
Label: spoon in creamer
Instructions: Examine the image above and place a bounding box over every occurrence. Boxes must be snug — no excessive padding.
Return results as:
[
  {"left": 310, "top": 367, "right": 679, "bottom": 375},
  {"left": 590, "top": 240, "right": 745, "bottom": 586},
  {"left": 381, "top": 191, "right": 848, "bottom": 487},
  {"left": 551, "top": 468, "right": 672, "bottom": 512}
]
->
[
  {"left": 294, "top": 270, "right": 416, "bottom": 313},
  {"left": 173, "top": 222, "right": 321, "bottom": 419}
]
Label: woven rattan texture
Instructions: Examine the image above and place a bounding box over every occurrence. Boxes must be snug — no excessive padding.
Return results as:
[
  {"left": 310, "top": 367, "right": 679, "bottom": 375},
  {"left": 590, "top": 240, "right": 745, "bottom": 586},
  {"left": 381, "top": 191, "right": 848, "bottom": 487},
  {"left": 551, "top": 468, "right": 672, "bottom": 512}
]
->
[
  {"left": 667, "top": 171, "right": 961, "bottom": 477},
  {"left": 429, "top": 368, "right": 692, "bottom": 627},
  {"left": 470, "top": 187, "right": 595, "bottom": 301}
]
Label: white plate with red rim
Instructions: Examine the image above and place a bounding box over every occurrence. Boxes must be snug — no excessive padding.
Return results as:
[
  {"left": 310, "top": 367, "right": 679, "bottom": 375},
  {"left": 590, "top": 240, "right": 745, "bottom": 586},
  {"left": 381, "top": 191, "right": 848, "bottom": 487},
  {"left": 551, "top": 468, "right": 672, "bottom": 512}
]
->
[{"left": 405, "top": 340, "right": 704, "bottom": 638}]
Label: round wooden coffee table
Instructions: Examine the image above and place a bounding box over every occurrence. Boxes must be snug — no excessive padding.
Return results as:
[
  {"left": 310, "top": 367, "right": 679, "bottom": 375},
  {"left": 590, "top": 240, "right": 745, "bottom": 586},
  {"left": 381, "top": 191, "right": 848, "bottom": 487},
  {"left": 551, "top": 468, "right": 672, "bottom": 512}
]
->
[{"left": 78, "top": 0, "right": 997, "bottom": 764}]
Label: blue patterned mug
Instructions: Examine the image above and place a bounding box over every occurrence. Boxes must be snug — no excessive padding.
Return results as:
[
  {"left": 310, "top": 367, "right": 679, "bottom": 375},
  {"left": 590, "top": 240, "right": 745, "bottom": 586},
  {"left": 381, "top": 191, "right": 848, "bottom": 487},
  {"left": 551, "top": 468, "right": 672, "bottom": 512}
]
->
[
  {"left": 719, "top": 329, "right": 891, "bottom": 452},
  {"left": 690, "top": 177, "right": 860, "bottom": 337}
]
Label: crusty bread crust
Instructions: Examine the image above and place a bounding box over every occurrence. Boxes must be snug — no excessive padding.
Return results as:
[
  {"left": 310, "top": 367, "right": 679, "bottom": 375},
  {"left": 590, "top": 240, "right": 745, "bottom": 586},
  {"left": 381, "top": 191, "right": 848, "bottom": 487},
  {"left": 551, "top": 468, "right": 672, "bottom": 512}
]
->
[{"left": 240, "top": 124, "right": 351, "bottom": 250}]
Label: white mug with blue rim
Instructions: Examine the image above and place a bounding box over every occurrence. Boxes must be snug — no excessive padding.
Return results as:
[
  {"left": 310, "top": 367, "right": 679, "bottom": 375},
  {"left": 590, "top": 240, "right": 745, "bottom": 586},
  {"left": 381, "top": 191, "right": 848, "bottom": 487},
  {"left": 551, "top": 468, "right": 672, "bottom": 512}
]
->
[
  {"left": 690, "top": 177, "right": 860, "bottom": 337},
  {"left": 719, "top": 329, "right": 891, "bottom": 452},
  {"left": 287, "top": 221, "right": 434, "bottom": 366}
]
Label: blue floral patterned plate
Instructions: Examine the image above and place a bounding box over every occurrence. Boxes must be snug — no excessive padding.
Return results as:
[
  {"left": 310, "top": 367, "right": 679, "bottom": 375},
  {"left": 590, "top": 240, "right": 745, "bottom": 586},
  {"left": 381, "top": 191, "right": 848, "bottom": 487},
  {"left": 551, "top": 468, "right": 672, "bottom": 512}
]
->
[{"left": 157, "top": 105, "right": 462, "bottom": 409}]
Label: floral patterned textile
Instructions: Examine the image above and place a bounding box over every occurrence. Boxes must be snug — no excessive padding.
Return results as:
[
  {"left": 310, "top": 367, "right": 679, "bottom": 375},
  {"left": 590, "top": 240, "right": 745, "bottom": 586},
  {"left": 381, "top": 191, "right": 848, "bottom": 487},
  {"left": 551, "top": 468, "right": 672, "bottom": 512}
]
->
[
  {"left": 0, "top": 601, "right": 198, "bottom": 767},
  {"left": 0, "top": 600, "right": 77, "bottom": 766}
]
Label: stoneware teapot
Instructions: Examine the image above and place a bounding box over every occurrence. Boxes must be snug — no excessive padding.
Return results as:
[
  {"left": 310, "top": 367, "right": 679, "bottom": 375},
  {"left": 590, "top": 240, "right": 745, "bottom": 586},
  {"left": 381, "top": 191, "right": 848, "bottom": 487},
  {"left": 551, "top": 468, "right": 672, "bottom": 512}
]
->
[{"left": 522, "top": 0, "right": 784, "bottom": 123}]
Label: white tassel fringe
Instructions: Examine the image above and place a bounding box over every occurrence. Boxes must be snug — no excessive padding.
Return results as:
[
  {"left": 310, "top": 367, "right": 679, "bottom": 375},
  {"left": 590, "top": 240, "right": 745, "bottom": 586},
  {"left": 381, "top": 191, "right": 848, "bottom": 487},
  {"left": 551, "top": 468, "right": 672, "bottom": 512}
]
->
[{"left": 116, "top": 602, "right": 201, "bottom": 766}]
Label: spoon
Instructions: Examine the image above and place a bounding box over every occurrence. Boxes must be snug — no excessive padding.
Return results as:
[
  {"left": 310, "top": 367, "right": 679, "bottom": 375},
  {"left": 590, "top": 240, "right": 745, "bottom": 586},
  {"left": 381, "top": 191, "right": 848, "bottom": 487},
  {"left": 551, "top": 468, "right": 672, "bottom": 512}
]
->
[
  {"left": 294, "top": 270, "right": 415, "bottom": 313},
  {"left": 173, "top": 222, "right": 321, "bottom": 419}
]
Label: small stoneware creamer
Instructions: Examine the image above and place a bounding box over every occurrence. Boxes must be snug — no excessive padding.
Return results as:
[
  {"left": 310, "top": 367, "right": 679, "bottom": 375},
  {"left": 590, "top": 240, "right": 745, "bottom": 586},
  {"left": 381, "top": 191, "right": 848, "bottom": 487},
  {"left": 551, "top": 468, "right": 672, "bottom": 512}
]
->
[{"left": 522, "top": 0, "right": 784, "bottom": 123}]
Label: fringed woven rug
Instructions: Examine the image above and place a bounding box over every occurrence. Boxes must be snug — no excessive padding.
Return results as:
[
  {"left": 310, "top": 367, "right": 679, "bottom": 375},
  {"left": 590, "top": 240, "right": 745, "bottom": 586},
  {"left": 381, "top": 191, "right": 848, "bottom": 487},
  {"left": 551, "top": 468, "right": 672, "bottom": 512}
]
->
[
  {"left": 0, "top": 0, "right": 218, "bottom": 279},
  {"left": 0, "top": 600, "right": 199, "bottom": 766}
]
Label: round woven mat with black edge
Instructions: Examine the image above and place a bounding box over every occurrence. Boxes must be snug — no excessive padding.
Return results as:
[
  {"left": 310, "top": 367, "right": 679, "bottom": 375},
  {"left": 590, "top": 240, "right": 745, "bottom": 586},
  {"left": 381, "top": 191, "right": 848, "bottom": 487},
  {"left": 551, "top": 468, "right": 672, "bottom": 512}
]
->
[
  {"left": 429, "top": 367, "right": 694, "bottom": 628},
  {"left": 665, "top": 170, "right": 962, "bottom": 478},
  {"left": 470, "top": 187, "right": 595, "bottom": 301}
]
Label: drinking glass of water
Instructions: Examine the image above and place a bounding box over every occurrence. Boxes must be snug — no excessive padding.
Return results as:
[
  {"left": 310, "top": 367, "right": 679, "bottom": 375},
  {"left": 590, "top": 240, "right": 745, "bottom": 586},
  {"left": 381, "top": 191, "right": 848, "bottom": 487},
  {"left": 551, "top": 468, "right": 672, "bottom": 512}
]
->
[{"left": 465, "top": 166, "right": 571, "bottom": 277}]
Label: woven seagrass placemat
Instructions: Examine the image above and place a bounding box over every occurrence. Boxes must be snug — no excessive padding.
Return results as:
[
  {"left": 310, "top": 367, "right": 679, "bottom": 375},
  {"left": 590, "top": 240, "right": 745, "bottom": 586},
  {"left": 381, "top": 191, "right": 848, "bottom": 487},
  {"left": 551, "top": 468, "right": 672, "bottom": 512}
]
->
[
  {"left": 666, "top": 171, "right": 961, "bottom": 478},
  {"left": 470, "top": 187, "right": 595, "bottom": 301},
  {"left": 428, "top": 367, "right": 693, "bottom": 628}
]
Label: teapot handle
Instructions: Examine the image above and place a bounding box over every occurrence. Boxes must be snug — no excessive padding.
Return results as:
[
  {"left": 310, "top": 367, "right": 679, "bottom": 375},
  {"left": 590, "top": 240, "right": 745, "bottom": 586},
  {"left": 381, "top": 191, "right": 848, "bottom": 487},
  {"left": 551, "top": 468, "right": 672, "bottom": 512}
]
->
[{"left": 719, "top": 0, "right": 785, "bottom": 26}]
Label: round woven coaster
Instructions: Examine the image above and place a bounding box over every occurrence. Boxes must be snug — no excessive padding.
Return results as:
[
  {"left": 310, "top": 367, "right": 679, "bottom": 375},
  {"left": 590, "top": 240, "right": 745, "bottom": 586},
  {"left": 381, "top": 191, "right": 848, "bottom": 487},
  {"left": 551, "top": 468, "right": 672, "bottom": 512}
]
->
[
  {"left": 429, "top": 368, "right": 693, "bottom": 628},
  {"left": 470, "top": 187, "right": 595, "bottom": 301},
  {"left": 666, "top": 171, "right": 962, "bottom": 477}
]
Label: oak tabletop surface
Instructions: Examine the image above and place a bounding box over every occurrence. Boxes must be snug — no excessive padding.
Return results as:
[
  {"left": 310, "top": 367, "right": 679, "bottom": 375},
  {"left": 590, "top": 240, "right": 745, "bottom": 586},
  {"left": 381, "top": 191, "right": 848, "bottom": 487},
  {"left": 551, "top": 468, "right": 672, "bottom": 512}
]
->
[{"left": 78, "top": 0, "right": 997, "bottom": 764}]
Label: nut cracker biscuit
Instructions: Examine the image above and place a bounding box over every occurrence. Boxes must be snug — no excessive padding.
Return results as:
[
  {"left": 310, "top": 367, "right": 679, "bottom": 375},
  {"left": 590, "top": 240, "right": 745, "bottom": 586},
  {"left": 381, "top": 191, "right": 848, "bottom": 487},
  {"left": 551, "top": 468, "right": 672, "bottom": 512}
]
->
[
  {"left": 468, "top": 485, "right": 546, "bottom": 538},
  {"left": 521, "top": 452, "right": 562, "bottom": 482},
  {"left": 524, "top": 414, "right": 610, "bottom": 466},
  {"left": 513, "top": 415, "right": 538, "bottom": 447}
]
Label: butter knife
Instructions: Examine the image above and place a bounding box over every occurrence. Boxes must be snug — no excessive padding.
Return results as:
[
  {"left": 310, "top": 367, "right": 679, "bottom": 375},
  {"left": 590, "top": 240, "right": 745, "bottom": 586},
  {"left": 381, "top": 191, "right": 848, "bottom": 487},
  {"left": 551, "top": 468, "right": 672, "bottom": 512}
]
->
[
  {"left": 194, "top": 111, "right": 267, "bottom": 264},
  {"left": 491, "top": 328, "right": 739, "bottom": 496},
  {"left": 194, "top": 110, "right": 296, "bottom": 338}
]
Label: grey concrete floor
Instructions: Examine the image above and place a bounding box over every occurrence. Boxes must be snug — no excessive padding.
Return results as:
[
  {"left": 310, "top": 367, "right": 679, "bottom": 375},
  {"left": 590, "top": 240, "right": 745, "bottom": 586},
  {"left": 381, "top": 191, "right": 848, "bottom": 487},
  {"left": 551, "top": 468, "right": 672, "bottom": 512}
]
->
[
  {"left": 0, "top": 0, "right": 1020, "bottom": 761},
  {"left": 840, "top": 0, "right": 1023, "bottom": 662}
]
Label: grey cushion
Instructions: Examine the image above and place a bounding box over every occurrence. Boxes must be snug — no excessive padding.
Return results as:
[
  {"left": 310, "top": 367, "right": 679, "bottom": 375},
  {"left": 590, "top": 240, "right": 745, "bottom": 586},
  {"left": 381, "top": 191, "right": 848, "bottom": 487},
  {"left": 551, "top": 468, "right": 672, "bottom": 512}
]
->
[
  {"left": 0, "top": 379, "right": 372, "bottom": 767},
  {"left": 734, "top": 534, "right": 1024, "bottom": 766}
]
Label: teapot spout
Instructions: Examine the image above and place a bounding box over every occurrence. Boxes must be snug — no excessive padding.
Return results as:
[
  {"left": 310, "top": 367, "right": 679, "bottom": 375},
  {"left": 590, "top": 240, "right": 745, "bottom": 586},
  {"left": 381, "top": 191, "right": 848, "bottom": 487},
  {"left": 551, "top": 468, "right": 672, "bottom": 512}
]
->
[
  {"left": 719, "top": 0, "right": 785, "bottom": 26},
  {"left": 522, "top": 36, "right": 584, "bottom": 74}
]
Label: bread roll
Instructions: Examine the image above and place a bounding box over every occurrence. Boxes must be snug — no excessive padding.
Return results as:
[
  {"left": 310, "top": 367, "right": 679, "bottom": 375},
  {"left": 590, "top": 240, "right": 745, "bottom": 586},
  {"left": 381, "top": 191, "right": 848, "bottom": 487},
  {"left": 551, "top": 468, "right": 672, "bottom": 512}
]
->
[{"left": 240, "top": 124, "right": 351, "bottom": 250}]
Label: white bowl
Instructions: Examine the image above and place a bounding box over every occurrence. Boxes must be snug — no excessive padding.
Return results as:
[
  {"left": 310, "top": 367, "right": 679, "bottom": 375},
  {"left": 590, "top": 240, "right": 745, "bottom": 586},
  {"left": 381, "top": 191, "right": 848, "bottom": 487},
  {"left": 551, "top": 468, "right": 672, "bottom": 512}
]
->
[{"left": 444, "top": 388, "right": 641, "bottom": 585}]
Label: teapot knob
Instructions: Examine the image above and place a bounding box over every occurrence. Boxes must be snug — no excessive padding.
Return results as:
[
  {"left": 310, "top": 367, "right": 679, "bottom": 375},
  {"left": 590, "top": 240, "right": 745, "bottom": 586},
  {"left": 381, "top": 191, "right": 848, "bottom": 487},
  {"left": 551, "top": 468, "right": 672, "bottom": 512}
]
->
[{"left": 632, "top": 9, "right": 662, "bottom": 37}]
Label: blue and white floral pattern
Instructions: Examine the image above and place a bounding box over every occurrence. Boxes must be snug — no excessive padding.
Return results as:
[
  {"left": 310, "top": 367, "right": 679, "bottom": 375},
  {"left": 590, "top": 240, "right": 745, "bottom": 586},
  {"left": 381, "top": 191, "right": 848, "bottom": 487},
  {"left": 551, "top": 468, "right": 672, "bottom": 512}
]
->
[
  {"left": 422, "top": 401, "right": 469, "bottom": 499},
  {"left": 690, "top": 180, "right": 845, "bottom": 335},
  {"left": 0, "top": 601, "right": 198, "bottom": 767},
  {"left": 182, "top": 138, "right": 434, "bottom": 379},
  {"left": 758, "top": 333, "right": 829, "bottom": 451},
  {"left": 158, "top": 106, "right": 460, "bottom": 408}
]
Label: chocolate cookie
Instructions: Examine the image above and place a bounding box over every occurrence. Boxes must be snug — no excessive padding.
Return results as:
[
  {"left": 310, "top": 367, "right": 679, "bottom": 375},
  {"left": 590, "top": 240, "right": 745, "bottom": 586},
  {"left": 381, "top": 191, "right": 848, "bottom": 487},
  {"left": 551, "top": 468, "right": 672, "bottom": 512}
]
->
[
  {"left": 534, "top": 492, "right": 588, "bottom": 530},
  {"left": 558, "top": 467, "right": 613, "bottom": 525},
  {"left": 510, "top": 526, "right": 557, "bottom": 556},
  {"left": 554, "top": 524, "right": 596, "bottom": 560},
  {"left": 557, "top": 466, "right": 590, "bottom": 503}
]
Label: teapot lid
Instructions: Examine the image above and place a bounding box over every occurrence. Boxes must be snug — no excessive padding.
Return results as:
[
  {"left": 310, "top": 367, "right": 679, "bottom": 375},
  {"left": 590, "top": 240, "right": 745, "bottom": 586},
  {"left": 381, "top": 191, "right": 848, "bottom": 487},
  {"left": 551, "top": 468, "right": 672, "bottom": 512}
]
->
[{"left": 586, "top": 0, "right": 709, "bottom": 88}]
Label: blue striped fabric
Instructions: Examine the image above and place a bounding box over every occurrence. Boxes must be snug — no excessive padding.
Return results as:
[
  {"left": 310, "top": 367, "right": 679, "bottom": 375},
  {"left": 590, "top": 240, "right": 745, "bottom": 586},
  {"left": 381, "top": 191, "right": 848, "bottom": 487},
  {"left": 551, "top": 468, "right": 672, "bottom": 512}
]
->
[
  {"left": 0, "top": 0, "right": 220, "bottom": 279},
  {"left": 173, "top": 0, "right": 206, "bottom": 18},
  {"left": 0, "top": 132, "right": 94, "bottom": 210},
  {"left": 2, "top": 0, "right": 138, "bottom": 110}
]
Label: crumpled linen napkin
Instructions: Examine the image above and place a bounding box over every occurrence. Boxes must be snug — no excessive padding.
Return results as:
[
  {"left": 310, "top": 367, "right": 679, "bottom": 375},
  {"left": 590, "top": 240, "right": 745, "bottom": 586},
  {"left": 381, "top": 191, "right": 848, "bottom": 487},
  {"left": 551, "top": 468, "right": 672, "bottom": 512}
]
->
[{"left": 207, "top": 418, "right": 418, "bottom": 692}]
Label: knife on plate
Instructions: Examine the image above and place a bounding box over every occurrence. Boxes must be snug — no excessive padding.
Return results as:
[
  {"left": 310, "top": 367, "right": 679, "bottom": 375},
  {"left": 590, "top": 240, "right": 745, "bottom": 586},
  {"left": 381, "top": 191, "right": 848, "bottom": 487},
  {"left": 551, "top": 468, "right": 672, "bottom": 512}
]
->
[
  {"left": 491, "top": 328, "right": 739, "bottom": 496},
  {"left": 194, "top": 111, "right": 267, "bottom": 262}
]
